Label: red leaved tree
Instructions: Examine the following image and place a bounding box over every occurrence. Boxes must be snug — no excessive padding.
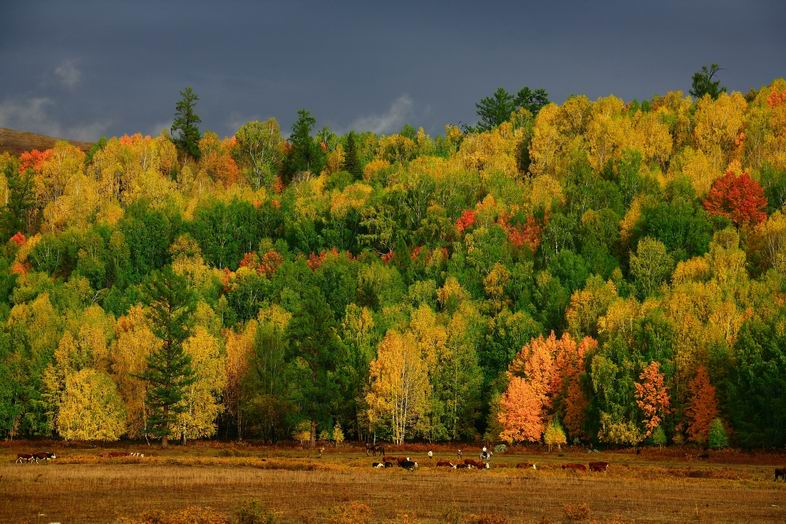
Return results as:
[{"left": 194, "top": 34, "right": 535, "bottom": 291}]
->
[
  {"left": 684, "top": 366, "right": 718, "bottom": 444},
  {"left": 703, "top": 169, "right": 768, "bottom": 226},
  {"left": 18, "top": 148, "right": 52, "bottom": 174},
  {"left": 455, "top": 209, "right": 476, "bottom": 234},
  {"left": 635, "top": 361, "right": 670, "bottom": 438}
]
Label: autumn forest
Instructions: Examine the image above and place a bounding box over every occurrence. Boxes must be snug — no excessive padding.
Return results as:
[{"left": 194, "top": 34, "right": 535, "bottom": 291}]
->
[{"left": 2, "top": 75, "right": 786, "bottom": 452}]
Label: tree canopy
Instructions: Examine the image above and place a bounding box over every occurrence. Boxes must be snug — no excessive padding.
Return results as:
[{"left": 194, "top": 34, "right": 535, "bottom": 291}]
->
[{"left": 1, "top": 78, "right": 786, "bottom": 449}]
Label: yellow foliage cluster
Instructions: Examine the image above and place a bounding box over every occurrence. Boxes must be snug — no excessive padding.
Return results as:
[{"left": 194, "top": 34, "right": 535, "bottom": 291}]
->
[
  {"left": 330, "top": 181, "right": 372, "bottom": 219},
  {"left": 457, "top": 122, "right": 521, "bottom": 179}
]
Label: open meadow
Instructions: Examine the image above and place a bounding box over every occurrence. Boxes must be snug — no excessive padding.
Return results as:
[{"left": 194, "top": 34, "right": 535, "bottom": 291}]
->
[{"left": 1, "top": 442, "right": 785, "bottom": 523}]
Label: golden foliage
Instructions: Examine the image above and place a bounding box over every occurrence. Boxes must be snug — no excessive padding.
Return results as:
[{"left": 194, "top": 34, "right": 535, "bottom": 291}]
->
[
  {"left": 111, "top": 305, "right": 160, "bottom": 438},
  {"left": 177, "top": 327, "right": 227, "bottom": 440},
  {"left": 57, "top": 368, "right": 127, "bottom": 441},
  {"left": 366, "top": 330, "right": 431, "bottom": 444}
]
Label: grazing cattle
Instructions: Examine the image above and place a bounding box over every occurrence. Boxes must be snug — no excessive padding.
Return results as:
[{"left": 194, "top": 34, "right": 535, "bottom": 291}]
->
[
  {"left": 562, "top": 463, "right": 587, "bottom": 472},
  {"left": 436, "top": 461, "right": 456, "bottom": 468},
  {"left": 516, "top": 462, "right": 537, "bottom": 470},
  {"left": 129, "top": 452, "right": 144, "bottom": 457},
  {"left": 16, "top": 454, "right": 34, "bottom": 464},
  {"left": 399, "top": 459, "right": 418, "bottom": 471},
  {"left": 456, "top": 463, "right": 473, "bottom": 469},
  {"left": 775, "top": 468, "right": 786, "bottom": 481},
  {"left": 464, "top": 459, "right": 488, "bottom": 469},
  {"left": 372, "top": 462, "right": 385, "bottom": 468},
  {"left": 32, "top": 452, "right": 56, "bottom": 463},
  {"left": 589, "top": 461, "right": 609, "bottom": 472},
  {"left": 383, "top": 461, "right": 394, "bottom": 468},
  {"left": 397, "top": 457, "right": 412, "bottom": 466}
]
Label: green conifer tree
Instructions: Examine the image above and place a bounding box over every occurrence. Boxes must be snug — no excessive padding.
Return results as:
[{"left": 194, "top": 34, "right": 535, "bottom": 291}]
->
[
  {"left": 171, "top": 86, "right": 202, "bottom": 160},
  {"left": 140, "top": 267, "right": 197, "bottom": 447},
  {"left": 343, "top": 131, "right": 363, "bottom": 179}
]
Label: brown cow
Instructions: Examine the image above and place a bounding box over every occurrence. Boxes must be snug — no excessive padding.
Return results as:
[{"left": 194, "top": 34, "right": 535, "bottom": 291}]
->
[
  {"left": 516, "top": 462, "right": 537, "bottom": 470},
  {"left": 775, "top": 468, "right": 786, "bottom": 481},
  {"left": 32, "top": 452, "right": 56, "bottom": 463},
  {"left": 456, "top": 463, "right": 474, "bottom": 469},
  {"left": 464, "top": 459, "right": 488, "bottom": 469},
  {"left": 436, "top": 460, "right": 456, "bottom": 468},
  {"left": 562, "top": 463, "right": 587, "bottom": 472},
  {"left": 15, "top": 454, "right": 34, "bottom": 464},
  {"left": 589, "top": 461, "right": 609, "bottom": 472},
  {"left": 396, "top": 457, "right": 412, "bottom": 466}
]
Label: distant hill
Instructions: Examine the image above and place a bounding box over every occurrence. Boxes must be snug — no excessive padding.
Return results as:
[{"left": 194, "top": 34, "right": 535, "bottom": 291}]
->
[{"left": 0, "top": 127, "right": 93, "bottom": 156}]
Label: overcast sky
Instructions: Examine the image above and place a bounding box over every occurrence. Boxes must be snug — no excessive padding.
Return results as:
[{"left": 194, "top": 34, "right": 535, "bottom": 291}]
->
[{"left": 1, "top": 0, "right": 785, "bottom": 141}]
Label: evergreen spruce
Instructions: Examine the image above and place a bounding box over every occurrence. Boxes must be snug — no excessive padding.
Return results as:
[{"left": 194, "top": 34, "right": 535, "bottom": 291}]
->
[
  {"left": 171, "top": 86, "right": 202, "bottom": 160},
  {"left": 343, "top": 131, "right": 363, "bottom": 179},
  {"left": 283, "top": 109, "right": 324, "bottom": 182},
  {"left": 0, "top": 160, "right": 34, "bottom": 239},
  {"left": 690, "top": 64, "right": 726, "bottom": 99},
  {"left": 140, "top": 267, "right": 197, "bottom": 447}
]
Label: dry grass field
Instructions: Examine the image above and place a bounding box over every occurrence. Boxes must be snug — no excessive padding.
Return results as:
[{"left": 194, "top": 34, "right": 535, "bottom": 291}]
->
[{"left": 1, "top": 442, "right": 785, "bottom": 523}]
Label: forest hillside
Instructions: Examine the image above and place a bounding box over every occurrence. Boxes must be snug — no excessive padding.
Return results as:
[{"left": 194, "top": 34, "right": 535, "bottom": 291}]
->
[{"left": 1, "top": 79, "right": 786, "bottom": 449}]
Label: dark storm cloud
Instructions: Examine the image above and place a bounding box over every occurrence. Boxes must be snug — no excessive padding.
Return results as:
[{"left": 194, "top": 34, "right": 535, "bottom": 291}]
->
[{"left": 1, "top": 0, "right": 785, "bottom": 140}]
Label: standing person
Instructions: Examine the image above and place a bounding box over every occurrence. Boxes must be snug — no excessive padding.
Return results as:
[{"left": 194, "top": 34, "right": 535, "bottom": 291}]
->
[
  {"left": 480, "top": 446, "right": 493, "bottom": 466},
  {"left": 427, "top": 450, "right": 433, "bottom": 461},
  {"left": 457, "top": 449, "right": 463, "bottom": 459}
]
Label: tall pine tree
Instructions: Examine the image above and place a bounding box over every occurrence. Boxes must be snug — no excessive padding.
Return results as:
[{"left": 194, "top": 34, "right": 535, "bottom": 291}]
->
[
  {"left": 690, "top": 64, "right": 726, "bottom": 99},
  {"left": 283, "top": 109, "right": 324, "bottom": 182},
  {"left": 0, "top": 160, "right": 34, "bottom": 239},
  {"left": 472, "top": 86, "right": 549, "bottom": 132},
  {"left": 171, "top": 86, "right": 202, "bottom": 160},
  {"left": 140, "top": 267, "right": 197, "bottom": 447},
  {"left": 342, "top": 131, "right": 363, "bottom": 179},
  {"left": 286, "top": 288, "right": 345, "bottom": 447}
]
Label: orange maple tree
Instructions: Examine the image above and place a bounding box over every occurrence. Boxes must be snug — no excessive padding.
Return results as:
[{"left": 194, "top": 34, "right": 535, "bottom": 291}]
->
[
  {"left": 509, "top": 333, "right": 558, "bottom": 409},
  {"left": 563, "top": 379, "right": 589, "bottom": 439},
  {"left": 199, "top": 134, "right": 241, "bottom": 186},
  {"left": 684, "top": 366, "right": 718, "bottom": 444},
  {"left": 498, "top": 376, "right": 544, "bottom": 443},
  {"left": 503, "top": 332, "right": 596, "bottom": 441},
  {"left": 634, "top": 361, "right": 670, "bottom": 438}
]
